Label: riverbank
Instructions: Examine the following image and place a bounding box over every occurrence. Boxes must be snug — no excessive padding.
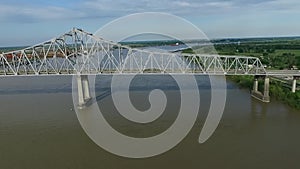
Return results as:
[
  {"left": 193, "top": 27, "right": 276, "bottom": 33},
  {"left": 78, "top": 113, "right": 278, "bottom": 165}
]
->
[{"left": 228, "top": 76, "right": 300, "bottom": 109}]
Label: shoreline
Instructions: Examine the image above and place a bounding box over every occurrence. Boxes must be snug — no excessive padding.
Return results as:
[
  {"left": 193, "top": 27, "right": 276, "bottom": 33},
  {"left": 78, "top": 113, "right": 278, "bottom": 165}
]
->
[{"left": 227, "top": 76, "right": 300, "bottom": 110}]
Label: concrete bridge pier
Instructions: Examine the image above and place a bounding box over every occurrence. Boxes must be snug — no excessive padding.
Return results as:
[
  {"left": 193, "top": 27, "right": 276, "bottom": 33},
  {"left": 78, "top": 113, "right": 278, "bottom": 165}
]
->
[
  {"left": 77, "top": 75, "right": 92, "bottom": 109},
  {"left": 252, "top": 78, "right": 258, "bottom": 93},
  {"left": 262, "top": 77, "right": 270, "bottom": 102},
  {"left": 251, "top": 76, "right": 270, "bottom": 103},
  {"left": 292, "top": 77, "right": 297, "bottom": 93}
]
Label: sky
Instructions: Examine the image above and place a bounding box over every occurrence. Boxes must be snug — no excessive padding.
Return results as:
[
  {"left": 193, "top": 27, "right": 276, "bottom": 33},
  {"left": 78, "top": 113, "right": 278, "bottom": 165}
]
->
[{"left": 0, "top": 0, "right": 300, "bottom": 46}]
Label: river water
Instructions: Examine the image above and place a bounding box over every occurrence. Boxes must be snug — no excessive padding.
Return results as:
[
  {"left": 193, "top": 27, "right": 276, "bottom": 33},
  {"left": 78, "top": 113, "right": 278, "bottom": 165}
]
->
[{"left": 0, "top": 75, "right": 299, "bottom": 169}]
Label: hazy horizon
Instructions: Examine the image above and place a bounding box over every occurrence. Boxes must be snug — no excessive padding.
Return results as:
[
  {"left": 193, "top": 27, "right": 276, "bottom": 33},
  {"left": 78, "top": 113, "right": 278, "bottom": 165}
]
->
[{"left": 1, "top": 33, "right": 300, "bottom": 49}]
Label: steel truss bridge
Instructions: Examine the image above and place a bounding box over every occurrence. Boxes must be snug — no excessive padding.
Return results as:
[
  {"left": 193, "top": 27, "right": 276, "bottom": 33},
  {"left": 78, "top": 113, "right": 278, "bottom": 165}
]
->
[
  {"left": 0, "top": 28, "right": 299, "bottom": 105},
  {"left": 2, "top": 28, "right": 297, "bottom": 76}
]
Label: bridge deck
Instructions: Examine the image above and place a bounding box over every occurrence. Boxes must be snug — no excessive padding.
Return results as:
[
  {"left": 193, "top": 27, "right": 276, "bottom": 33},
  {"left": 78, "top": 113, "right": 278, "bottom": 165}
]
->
[{"left": 0, "top": 71, "right": 298, "bottom": 77}]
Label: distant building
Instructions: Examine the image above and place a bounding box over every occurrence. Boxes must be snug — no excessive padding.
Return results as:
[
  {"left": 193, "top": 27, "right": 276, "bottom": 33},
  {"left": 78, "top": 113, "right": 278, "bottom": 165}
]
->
[{"left": 291, "top": 65, "right": 298, "bottom": 70}]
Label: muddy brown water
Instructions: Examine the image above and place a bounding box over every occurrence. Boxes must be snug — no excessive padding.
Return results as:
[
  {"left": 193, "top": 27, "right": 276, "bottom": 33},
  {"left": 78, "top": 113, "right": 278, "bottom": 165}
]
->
[{"left": 0, "top": 75, "right": 299, "bottom": 169}]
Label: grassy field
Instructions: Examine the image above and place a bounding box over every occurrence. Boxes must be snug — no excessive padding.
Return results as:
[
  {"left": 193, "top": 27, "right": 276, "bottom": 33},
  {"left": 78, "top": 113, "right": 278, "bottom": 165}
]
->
[
  {"left": 274, "top": 49, "right": 300, "bottom": 56},
  {"left": 184, "top": 37, "right": 300, "bottom": 69}
]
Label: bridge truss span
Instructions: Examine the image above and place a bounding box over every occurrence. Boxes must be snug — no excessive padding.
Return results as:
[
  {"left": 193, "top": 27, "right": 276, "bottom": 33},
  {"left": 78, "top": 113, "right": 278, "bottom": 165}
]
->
[{"left": 0, "top": 28, "right": 269, "bottom": 76}]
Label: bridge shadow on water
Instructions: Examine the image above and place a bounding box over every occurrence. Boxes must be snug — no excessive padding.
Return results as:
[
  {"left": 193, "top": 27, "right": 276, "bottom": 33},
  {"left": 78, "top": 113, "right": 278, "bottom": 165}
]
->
[
  {"left": 92, "top": 75, "right": 214, "bottom": 103},
  {"left": 94, "top": 86, "right": 184, "bottom": 102}
]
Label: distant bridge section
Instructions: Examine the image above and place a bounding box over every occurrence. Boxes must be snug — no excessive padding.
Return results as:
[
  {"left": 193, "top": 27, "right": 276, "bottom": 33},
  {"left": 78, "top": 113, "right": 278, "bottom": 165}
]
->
[{"left": 267, "top": 70, "right": 300, "bottom": 76}]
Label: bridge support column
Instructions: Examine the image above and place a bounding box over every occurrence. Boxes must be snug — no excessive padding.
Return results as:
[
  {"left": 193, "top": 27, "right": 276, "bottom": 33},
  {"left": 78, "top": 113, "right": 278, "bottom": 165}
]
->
[
  {"left": 251, "top": 76, "right": 270, "bottom": 103},
  {"left": 82, "top": 75, "right": 91, "bottom": 100},
  {"left": 262, "top": 77, "right": 270, "bottom": 102},
  {"left": 292, "top": 78, "right": 297, "bottom": 93},
  {"left": 77, "top": 75, "right": 92, "bottom": 108},
  {"left": 252, "top": 78, "right": 258, "bottom": 93},
  {"left": 77, "top": 75, "right": 85, "bottom": 106}
]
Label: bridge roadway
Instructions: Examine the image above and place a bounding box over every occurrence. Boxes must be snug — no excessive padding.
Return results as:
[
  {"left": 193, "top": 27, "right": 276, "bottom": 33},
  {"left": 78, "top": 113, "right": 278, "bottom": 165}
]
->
[
  {"left": 266, "top": 70, "right": 300, "bottom": 76},
  {"left": 0, "top": 70, "right": 298, "bottom": 76}
]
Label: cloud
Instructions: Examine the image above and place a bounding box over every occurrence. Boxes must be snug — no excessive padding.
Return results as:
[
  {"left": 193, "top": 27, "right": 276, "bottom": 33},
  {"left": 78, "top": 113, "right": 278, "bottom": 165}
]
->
[
  {"left": 173, "top": 1, "right": 193, "bottom": 7},
  {"left": 0, "top": 0, "right": 299, "bottom": 45},
  {"left": 251, "top": 0, "right": 300, "bottom": 12},
  {"left": 1, "top": 0, "right": 299, "bottom": 24},
  {"left": 83, "top": 0, "right": 236, "bottom": 15},
  {"left": 0, "top": 4, "right": 86, "bottom": 23},
  {"left": 81, "top": 0, "right": 300, "bottom": 17},
  {"left": 83, "top": 0, "right": 171, "bottom": 14}
]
